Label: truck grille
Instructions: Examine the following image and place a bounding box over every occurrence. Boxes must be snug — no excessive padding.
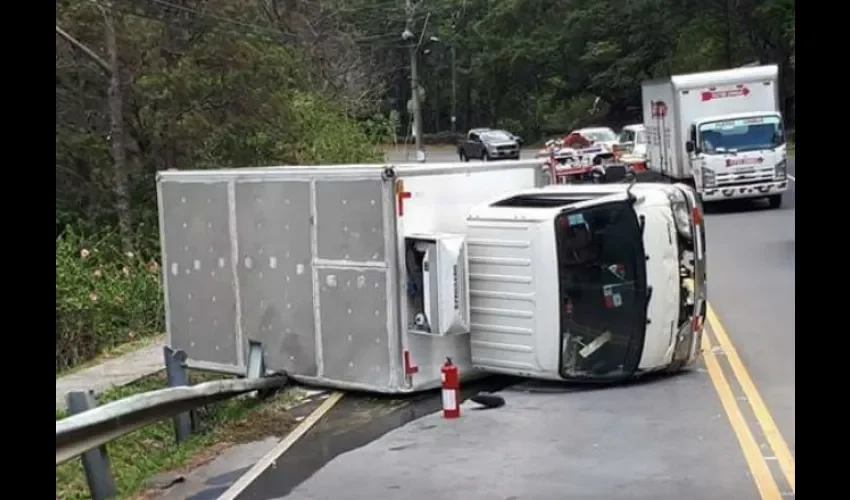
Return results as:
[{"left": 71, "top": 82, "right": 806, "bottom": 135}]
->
[{"left": 715, "top": 167, "right": 774, "bottom": 187}]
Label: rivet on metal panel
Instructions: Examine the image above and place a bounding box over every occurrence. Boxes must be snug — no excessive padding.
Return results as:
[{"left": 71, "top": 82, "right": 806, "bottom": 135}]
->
[
  {"left": 212, "top": 295, "right": 217, "bottom": 303},
  {"left": 342, "top": 199, "right": 348, "bottom": 205},
  {"left": 244, "top": 257, "right": 253, "bottom": 269},
  {"left": 269, "top": 257, "right": 278, "bottom": 269},
  {"left": 356, "top": 276, "right": 366, "bottom": 288},
  {"left": 371, "top": 199, "right": 376, "bottom": 205},
  {"left": 188, "top": 293, "right": 193, "bottom": 300},
  {"left": 343, "top": 225, "right": 349, "bottom": 232},
  {"left": 183, "top": 222, "right": 188, "bottom": 228},
  {"left": 296, "top": 264, "right": 305, "bottom": 275},
  {"left": 347, "top": 335, "right": 353, "bottom": 342},
  {"left": 171, "top": 263, "right": 179, "bottom": 276},
  {"left": 258, "top": 272, "right": 264, "bottom": 280},
  {"left": 326, "top": 274, "right": 337, "bottom": 287},
  {"left": 193, "top": 260, "right": 201, "bottom": 271},
  {"left": 180, "top": 196, "right": 186, "bottom": 203},
  {"left": 218, "top": 258, "right": 226, "bottom": 268},
  {"left": 347, "top": 308, "right": 352, "bottom": 314}
]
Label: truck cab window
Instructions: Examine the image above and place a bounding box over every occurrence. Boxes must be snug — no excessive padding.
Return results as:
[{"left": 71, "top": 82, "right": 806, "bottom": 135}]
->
[{"left": 469, "top": 133, "right": 480, "bottom": 142}]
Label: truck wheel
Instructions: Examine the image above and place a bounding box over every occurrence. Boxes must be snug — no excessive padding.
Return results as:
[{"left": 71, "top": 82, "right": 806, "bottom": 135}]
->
[
  {"left": 459, "top": 151, "right": 468, "bottom": 162},
  {"left": 767, "top": 194, "right": 782, "bottom": 209},
  {"left": 483, "top": 152, "right": 491, "bottom": 161}
]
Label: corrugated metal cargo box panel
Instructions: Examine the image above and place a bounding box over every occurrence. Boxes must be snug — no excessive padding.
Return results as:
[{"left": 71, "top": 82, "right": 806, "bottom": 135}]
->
[
  {"left": 159, "top": 181, "right": 241, "bottom": 367},
  {"left": 234, "top": 180, "right": 317, "bottom": 376}
]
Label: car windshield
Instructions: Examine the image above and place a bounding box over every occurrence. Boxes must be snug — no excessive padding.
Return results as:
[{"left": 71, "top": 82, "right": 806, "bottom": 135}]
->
[
  {"left": 556, "top": 200, "right": 648, "bottom": 379},
  {"left": 482, "top": 131, "right": 513, "bottom": 141},
  {"left": 698, "top": 115, "right": 782, "bottom": 153},
  {"left": 583, "top": 130, "right": 617, "bottom": 142}
]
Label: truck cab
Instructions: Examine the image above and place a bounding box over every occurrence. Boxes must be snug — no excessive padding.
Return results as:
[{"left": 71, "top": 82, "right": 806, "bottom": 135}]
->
[
  {"left": 466, "top": 182, "right": 706, "bottom": 381},
  {"left": 686, "top": 111, "right": 788, "bottom": 207},
  {"left": 642, "top": 65, "right": 788, "bottom": 208}
]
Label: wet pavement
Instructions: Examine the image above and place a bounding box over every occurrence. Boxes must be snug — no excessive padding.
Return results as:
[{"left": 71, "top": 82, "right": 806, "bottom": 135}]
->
[{"left": 237, "top": 371, "right": 768, "bottom": 500}]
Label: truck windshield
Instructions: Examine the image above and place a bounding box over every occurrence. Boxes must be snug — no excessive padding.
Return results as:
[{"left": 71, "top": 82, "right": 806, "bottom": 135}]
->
[
  {"left": 555, "top": 200, "right": 648, "bottom": 379},
  {"left": 698, "top": 115, "right": 783, "bottom": 154}
]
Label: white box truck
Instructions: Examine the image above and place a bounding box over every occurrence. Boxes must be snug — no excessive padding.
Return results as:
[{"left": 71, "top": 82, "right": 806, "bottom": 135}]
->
[
  {"left": 642, "top": 65, "right": 789, "bottom": 207},
  {"left": 156, "top": 160, "right": 707, "bottom": 393}
]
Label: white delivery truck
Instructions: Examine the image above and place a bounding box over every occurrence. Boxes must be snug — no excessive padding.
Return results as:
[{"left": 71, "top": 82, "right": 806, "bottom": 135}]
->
[
  {"left": 156, "top": 160, "right": 706, "bottom": 393},
  {"left": 642, "top": 65, "right": 789, "bottom": 207}
]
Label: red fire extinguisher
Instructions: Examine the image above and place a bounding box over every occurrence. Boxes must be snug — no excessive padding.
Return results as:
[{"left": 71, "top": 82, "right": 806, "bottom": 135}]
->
[{"left": 441, "top": 357, "right": 460, "bottom": 419}]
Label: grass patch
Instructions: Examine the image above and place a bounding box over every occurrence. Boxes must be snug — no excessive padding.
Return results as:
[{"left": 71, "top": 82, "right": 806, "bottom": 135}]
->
[{"left": 56, "top": 371, "right": 305, "bottom": 500}]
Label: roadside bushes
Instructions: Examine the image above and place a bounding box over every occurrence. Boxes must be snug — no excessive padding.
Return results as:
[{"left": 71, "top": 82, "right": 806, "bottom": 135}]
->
[{"left": 56, "top": 227, "right": 164, "bottom": 373}]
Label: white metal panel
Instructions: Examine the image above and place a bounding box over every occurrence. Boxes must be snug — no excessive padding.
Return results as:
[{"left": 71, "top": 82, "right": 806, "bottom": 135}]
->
[
  {"left": 635, "top": 199, "right": 681, "bottom": 370},
  {"left": 397, "top": 165, "right": 541, "bottom": 236},
  {"left": 670, "top": 65, "right": 778, "bottom": 91},
  {"left": 641, "top": 80, "right": 680, "bottom": 178},
  {"left": 396, "top": 161, "right": 545, "bottom": 389},
  {"left": 463, "top": 204, "right": 561, "bottom": 378}
]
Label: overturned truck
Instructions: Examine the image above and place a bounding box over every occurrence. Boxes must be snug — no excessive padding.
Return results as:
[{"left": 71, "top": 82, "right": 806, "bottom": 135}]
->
[{"left": 157, "top": 160, "right": 707, "bottom": 394}]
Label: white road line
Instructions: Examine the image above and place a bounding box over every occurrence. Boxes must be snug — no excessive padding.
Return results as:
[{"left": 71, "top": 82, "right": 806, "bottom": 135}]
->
[{"left": 787, "top": 174, "right": 795, "bottom": 182}]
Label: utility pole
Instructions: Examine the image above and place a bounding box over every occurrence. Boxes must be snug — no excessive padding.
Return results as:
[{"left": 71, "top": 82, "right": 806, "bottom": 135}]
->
[
  {"left": 450, "top": 43, "right": 457, "bottom": 133},
  {"left": 405, "top": 0, "right": 425, "bottom": 162}
]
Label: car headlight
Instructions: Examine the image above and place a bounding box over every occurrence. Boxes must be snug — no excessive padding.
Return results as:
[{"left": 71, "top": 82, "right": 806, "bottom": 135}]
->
[
  {"left": 667, "top": 188, "right": 693, "bottom": 240},
  {"left": 775, "top": 159, "right": 787, "bottom": 180},
  {"left": 702, "top": 168, "right": 716, "bottom": 188}
]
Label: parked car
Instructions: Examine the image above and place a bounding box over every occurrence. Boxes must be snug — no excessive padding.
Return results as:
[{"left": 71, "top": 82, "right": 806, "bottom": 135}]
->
[{"left": 458, "top": 128, "right": 521, "bottom": 161}]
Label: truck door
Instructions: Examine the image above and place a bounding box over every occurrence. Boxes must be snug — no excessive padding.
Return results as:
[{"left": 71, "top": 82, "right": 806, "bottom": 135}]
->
[
  {"left": 469, "top": 133, "right": 482, "bottom": 158},
  {"left": 689, "top": 125, "right": 703, "bottom": 191}
]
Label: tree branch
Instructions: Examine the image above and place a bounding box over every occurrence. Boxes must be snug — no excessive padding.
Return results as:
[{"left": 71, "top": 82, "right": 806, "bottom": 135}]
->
[{"left": 55, "top": 25, "right": 111, "bottom": 75}]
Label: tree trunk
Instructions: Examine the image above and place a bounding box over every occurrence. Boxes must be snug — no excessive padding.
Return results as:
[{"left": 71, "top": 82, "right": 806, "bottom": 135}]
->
[{"left": 104, "top": 3, "right": 133, "bottom": 254}]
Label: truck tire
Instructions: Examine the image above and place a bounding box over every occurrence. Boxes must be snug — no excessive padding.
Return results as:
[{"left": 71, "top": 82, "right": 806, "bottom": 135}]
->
[
  {"left": 767, "top": 194, "right": 782, "bottom": 209},
  {"left": 483, "top": 152, "right": 491, "bottom": 161},
  {"left": 459, "top": 150, "right": 468, "bottom": 162}
]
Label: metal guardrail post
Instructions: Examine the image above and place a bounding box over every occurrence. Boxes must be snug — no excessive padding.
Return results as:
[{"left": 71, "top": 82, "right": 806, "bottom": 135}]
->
[
  {"left": 247, "top": 339, "right": 276, "bottom": 399},
  {"left": 66, "top": 391, "right": 117, "bottom": 500},
  {"left": 164, "top": 346, "right": 193, "bottom": 443}
]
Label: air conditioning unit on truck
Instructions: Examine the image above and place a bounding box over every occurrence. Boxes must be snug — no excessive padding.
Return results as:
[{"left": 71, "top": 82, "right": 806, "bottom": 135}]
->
[
  {"left": 642, "top": 64, "right": 789, "bottom": 208},
  {"left": 156, "top": 160, "right": 707, "bottom": 394}
]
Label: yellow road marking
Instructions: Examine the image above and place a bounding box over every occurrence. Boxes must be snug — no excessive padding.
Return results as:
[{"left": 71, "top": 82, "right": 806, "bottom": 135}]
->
[
  {"left": 707, "top": 305, "right": 796, "bottom": 492},
  {"left": 701, "top": 331, "right": 783, "bottom": 500},
  {"left": 218, "top": 391, "right": 345, "bottom": 500}
]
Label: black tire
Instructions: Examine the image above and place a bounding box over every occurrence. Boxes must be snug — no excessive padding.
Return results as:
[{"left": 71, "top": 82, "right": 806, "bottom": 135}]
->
[
  {"left": 767, "top": 194, "right": 782, "bottom": 209},
  {"left": 459, "top": 150, "right": 468, "bottom": 162},
  {"left": 511, "top": 154, "right": 521, "bottom": 160},
  {"left": 482, "top": 152, "right": 491, "bottom": 161}
]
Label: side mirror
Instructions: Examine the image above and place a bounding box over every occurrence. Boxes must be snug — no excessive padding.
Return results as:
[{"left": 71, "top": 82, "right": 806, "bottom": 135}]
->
[
  {"left": 516, "top": 136, "right": 524, "bottom": 145},
  {"left": 685, "top": 141, "right": 695, "bottom": 153}
]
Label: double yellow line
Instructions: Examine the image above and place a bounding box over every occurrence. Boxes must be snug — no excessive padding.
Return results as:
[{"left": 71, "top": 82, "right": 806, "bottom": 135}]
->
[{"left": 702, "top": 303, "right": 795, "bottom": 499}]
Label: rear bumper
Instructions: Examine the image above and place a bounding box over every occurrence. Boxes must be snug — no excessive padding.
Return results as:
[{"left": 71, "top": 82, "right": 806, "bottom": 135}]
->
[{"left": 702, "top": 180, "right": 789, "bottom": 201}]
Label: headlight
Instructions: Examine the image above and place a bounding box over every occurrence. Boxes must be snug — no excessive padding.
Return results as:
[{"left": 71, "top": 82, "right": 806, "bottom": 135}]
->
[
  {"left": 775, "top": 159, "right": 787, "bottom": 180},
  {"left": 702, "top": 168, "right": 716, "bottom": 188},
  {"left": 667, "top": 188, "right": 693, "bottom": 240}
]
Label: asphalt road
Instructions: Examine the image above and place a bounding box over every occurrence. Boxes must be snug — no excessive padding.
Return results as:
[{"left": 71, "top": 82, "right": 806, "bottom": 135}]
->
[{"left": 237, "top": 153, "right": 795, "bottom": 500}]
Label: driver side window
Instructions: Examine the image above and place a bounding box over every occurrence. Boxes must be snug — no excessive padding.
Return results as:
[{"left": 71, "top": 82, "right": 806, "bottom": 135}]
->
[
  {"left": 470, "top": 133, "right": 480, "bottom": 142},
  {"left": 619, "top": 130, "right": 634, "bottom": 143}
]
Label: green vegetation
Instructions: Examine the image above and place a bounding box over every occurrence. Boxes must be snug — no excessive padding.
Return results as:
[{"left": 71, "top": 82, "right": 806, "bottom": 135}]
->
[
  {"left": 56, "top": 0, "right": 795, "bottom": 369},
  {"left": 56, "top": 371, "right": 305, "bottom": 500}
]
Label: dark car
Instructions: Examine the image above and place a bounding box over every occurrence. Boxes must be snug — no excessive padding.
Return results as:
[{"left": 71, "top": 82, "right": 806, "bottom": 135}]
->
[{"left": 458, "top": 128, "right": 521, "bottom": 161}]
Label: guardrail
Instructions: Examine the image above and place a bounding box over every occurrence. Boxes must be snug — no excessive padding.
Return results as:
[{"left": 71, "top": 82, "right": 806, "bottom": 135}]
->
[{"left": 56, "top": 341, "right": 286, "bottom": 500}]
